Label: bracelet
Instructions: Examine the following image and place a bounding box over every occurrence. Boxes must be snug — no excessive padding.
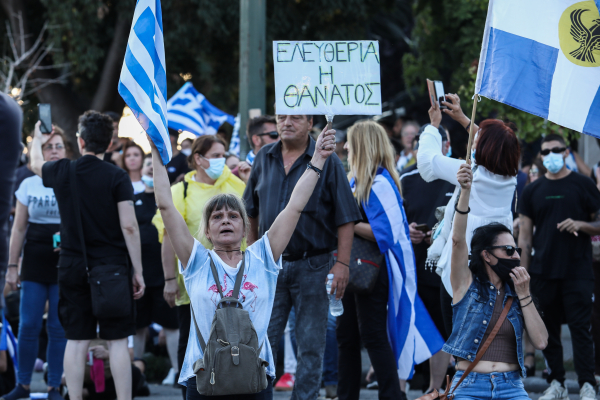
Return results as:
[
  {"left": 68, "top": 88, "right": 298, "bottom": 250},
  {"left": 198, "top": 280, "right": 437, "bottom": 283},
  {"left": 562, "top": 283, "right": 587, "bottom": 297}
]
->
[
  {"left": 306, "top": 162, "right": 322, "bottom": 178},
  {"left": 165, "top": 277, "right": 177, "bottom": 281},
  {"left": 521, "top": 299, "right": 534, "bottom": 308},
  {"left": 336, "top": 260, "right": 350, "bottom": 268},
  {"left": 7, "top": 264, "right": 17, "bottom": 268},
  {"left": 519, "top": 295, "right": 531, "bottom": 302},
  {"left": 464, "top": 121, "right": 471, "bottom": 132},
  {"left": 454, "top": 204, "right": 470, "bottom": 215}
]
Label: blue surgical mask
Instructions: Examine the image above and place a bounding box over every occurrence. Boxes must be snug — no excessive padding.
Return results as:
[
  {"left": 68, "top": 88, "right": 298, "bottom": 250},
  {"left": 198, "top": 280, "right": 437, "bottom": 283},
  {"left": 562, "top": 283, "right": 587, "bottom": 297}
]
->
[
  {"left": 445, "top": 146, "right": 452, "bottom": 157},
  {"left": 201, "top": 156, "right": 226, "bottom": 180},
  {"left": 141, "top": 175, "right": 154, "bottom": 188},
  {"left": 543, "top": 153, "right": 565, "bottom": 174},
  {"left": 181, "top": 148, "right": 192, "bottom": 157}
]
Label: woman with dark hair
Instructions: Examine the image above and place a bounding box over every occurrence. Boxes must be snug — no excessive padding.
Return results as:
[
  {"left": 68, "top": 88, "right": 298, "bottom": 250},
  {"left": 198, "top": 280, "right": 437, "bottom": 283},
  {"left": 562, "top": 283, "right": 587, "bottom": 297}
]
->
[
  {"left": 151, "top": 134, "right": 246, "bottom": 400},
  {"left": 441, "top": 163, "right": 547, "bottom": 399},
  {"left": 122, "top": 141, "right": 146, "bottom": 194},
  {"left": 417, "top": 96, "right": 520, "bottom": 298}
]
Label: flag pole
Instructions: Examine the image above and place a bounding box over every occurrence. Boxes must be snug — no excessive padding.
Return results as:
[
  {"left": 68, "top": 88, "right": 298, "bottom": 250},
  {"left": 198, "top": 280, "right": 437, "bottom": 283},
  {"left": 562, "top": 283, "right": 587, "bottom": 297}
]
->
[{"left": 466, "top": 93, "right": 478, "bottom": 165}]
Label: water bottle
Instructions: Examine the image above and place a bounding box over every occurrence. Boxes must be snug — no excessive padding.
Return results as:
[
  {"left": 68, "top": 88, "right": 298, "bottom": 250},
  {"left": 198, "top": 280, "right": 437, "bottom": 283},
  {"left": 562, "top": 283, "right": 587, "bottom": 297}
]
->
[{"left": 326, "top": 274, "right": 344, "bottom": 316}]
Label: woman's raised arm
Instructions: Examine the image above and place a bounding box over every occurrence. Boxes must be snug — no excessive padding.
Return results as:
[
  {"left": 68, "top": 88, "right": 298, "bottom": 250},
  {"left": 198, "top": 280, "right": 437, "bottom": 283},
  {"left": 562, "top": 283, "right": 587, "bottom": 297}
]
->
[
  {"left": 450, "top": 163, "right": 473, "bottom": 302},
  {"left": 149, "top": 137, "right": 195, "bottom": 268},
  {"left": 267, "top": 128, "right": 336, "bottom": 261}
]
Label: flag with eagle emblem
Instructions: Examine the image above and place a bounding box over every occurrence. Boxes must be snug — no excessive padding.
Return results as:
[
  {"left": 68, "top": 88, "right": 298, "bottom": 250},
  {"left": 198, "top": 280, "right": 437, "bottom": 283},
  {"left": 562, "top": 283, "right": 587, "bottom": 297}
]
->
[{"left": 475, "top": 0, "right": 600, "bottom": 138}]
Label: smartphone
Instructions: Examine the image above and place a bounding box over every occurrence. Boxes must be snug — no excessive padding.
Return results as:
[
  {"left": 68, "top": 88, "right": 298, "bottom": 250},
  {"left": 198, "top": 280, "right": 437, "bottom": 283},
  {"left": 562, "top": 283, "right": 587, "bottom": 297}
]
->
[
  {"left": 38, "top": 104, "right": 52, "bottom": 134},
  {"left": 426, "top": 80, "right": 448, "bottom": 110},
  {"left": 415, "top": 224, "right": 431, "bottom": 233},
  {"left": 53, "top": 233, "right": 61, "bottom": 248}
]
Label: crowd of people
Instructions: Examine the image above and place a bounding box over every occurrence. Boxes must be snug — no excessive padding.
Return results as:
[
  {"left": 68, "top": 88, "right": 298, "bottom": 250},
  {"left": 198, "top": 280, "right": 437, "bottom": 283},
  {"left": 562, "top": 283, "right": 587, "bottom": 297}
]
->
[{"left": 1, "top": 87, "right": 600, "bottom": 400}]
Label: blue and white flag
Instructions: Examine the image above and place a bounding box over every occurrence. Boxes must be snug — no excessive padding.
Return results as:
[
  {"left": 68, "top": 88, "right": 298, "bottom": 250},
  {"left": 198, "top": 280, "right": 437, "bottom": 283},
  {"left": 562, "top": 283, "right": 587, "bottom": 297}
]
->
[
  {"left": 167, "top": 82, "right": 235, "bottom": 137},
  {"left": 118, "top": 0, "right": 171, "bottom": 164},
  {"left": 475, "top": 0, "right": 600, "bottom": 137},
  {"left": 228, "top": 114, "right": 241, "bottom": 157},
  {"left": 0, "top": 311, "right": 18, "bottom": 375},
  {"left": 353, "top": 168, "right": 444, "bottom": 379}
]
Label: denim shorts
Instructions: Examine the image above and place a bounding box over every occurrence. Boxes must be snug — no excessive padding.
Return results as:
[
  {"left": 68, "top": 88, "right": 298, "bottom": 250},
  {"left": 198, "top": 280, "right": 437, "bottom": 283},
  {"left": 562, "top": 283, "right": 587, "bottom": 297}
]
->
[{"left": 449, "top": 370, "right": 528, "bottom": 400}]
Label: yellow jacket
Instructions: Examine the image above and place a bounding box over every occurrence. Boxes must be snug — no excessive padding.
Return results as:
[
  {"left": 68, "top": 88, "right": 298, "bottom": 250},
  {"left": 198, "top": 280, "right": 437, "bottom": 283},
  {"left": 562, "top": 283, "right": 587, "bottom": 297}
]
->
[{"left": 152, "top": 166, "right": 246, "bottom": 305}]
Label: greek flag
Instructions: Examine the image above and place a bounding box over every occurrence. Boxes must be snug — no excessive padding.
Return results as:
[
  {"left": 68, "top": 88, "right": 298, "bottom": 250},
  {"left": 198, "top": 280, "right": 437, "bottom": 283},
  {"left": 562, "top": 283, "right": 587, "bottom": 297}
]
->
[
  {"left": 476, "top": 0, "right": 600, "bottom": 137},
  {"left": 118, "top": 0, "right": 171, "bottom": 164},
  {"left": 167, "top": 82, "right": 235, "bottom": 137},
  {"left": 0, "top": 311, "right": 18, "bottom": 375},
  {"left": 354, "top": 168, "right": 444, "bottom": 379},
  {"left": 228, "top": 114, "right": 241, "bottom": 157}
]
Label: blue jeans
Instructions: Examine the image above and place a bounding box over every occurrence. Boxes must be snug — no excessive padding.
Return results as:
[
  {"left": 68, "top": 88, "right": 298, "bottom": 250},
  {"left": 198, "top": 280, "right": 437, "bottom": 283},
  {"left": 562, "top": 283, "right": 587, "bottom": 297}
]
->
[
  {"left": 185, "top": 377, "right": 272, "bottom": 400},
  {"left": 18, "top": 281, "right": 66, "bottom": 388},
  {"left": 449, "top": 370, "right": 529, "bottom": 400},
  {"left": 288, "top": 307, "right": 338, "bottom": 386},
  {"left": 267, "top": 252, "right": 332, "bottom": 400}
]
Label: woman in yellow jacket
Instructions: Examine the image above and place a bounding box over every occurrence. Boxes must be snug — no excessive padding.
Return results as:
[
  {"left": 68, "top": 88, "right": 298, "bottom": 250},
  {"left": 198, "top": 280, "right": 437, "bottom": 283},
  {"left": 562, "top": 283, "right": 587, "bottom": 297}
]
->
[{"left": 152, "top": 135, "right": 245, "bottom": 398}]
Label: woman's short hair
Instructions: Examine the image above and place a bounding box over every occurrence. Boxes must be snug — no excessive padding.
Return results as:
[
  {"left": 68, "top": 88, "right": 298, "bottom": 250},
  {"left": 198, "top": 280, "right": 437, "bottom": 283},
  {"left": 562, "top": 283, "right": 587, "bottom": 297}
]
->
[
  {"left": 198, "top": 194, "right": 249, "bottom": 246},
  {"left": 187, "top": 135, "right": 227, "bottom": 169},
  {"left": 121, "top": 141, "right": 145, "bottom": 174},
  {"left": 469, "top": 222, "right": 513, "bottom": 286},
  {"left": 475, "top": 120, "right": 520, "bottom": 177}
]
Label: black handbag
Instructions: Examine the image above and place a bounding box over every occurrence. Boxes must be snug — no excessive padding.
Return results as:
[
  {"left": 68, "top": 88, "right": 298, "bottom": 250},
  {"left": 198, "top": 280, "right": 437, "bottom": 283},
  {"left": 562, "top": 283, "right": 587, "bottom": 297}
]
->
[
  {"left": 345, "top": 236, "right": 384, "bottom": 294},
  {"left": 70, "top": 161, "right": 133, "bottom": 319}
]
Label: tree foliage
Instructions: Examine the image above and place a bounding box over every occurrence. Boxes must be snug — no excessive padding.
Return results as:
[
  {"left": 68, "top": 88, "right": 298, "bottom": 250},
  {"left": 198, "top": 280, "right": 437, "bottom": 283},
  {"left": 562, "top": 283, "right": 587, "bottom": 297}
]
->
[{"left": 403, "top": 0, "right": 572, "bottom": 142}]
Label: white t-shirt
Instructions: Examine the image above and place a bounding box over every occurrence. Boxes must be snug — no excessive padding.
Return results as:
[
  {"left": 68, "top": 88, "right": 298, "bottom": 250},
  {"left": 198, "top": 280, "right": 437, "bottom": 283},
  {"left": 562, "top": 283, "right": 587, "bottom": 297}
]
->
[
  {"left": 15, "top": 175, "right": 60, "bottom": 224},
  {"left": 178, "top": 232, "right": 281, "bottom": 385},
  {"left": 132, "top": 180, "right": 145, "bottom": 194}
]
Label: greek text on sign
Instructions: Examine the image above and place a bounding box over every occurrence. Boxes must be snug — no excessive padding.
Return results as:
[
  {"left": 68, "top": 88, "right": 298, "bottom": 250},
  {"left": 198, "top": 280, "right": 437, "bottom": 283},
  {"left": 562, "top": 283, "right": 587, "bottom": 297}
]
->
[{"left": 273, "top": 41, "right": 382, "bottom": 116}]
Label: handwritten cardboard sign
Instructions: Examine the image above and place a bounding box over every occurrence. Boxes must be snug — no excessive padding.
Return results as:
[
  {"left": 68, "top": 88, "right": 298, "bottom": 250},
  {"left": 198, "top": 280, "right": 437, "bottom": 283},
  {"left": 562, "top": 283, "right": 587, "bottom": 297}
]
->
[{"left": 273, "top": 41, "right": 382, "bottom": 116}]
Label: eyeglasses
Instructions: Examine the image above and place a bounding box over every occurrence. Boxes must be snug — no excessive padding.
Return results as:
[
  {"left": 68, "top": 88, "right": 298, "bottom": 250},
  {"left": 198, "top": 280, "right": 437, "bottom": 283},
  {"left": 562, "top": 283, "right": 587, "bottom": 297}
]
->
[
  {"left": 540, "top": 147, "right": 566, "bottom": 156},
  {"left": 256, "top": 131, "right": 279, "bottom": 139},
  {"left": 487, "top": 245, "right": 522, "bottom": 257},
  {"left": 529, "top": 168, "right": 539, "bottom": 175},
  {"left": 43, "top": 144, "right": 65, "bottom": 151}
]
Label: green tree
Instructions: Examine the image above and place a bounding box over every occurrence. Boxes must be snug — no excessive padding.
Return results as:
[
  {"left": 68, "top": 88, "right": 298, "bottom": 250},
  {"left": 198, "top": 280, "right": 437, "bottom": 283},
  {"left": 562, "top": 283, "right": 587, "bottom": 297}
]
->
[{"left": 403, "top": 0, "right": 571, "bottom": 142}]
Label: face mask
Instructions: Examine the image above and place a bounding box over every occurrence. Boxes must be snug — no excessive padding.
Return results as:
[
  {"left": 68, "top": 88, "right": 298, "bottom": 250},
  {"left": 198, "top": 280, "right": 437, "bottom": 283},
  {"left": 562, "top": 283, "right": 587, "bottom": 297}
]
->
[
  {"left": 487, "top": 252, "right": 520, "bottom": 283},
  {"left": 445, "top": 146, "right": 452, "bottom": 157},
  {"left": 141, "top": 175, "right": 154, "bottom": 188},
  {"left": 543, "top": 152, "right": 565, "bottom": 174},
  {"left": 181, "top": 148, "right": 192, "bottom": 157},
  {"left": 470, "top": 149, "right": 476, "bottom": 165},
  {"left": 201, "top": 156, "right": 226, "bottom": 180}
]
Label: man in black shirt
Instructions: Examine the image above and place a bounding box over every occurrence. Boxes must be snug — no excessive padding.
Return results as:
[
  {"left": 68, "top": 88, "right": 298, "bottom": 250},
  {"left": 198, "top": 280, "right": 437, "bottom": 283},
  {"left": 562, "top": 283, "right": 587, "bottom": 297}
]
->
[
  {"left": 166, "top": 128, "right": 190, "bottom": 183},
  {"left": 519, "top": 134, "right": 600, "bottom": 399},
  {"left": 401, "top": 127, "right": 454, "bottom": 394},
  {"left": 30, "top": 111, "right": 145, "bottom": 400},
  {"left": 243, "top": 114, "right": 361, "bottom": 399}
]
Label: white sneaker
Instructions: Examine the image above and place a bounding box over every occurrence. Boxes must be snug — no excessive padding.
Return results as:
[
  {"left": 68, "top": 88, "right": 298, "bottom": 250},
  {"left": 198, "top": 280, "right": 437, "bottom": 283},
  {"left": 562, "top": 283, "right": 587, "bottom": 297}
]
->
[
  {"left": 580, "top": 382, "right": 596, "bottom": 400},
  {"left": 161, "top": 368, "right": 177, "bottom": 385},
  {"left": 539, "top": 380, "right": 569, "bottom": 400}
]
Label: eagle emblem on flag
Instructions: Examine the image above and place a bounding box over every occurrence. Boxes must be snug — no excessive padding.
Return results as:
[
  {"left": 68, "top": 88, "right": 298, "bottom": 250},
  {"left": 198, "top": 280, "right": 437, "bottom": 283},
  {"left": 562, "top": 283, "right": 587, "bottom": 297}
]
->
[{"left": 569, "top": 8, "right": 600, "bottom": 63}]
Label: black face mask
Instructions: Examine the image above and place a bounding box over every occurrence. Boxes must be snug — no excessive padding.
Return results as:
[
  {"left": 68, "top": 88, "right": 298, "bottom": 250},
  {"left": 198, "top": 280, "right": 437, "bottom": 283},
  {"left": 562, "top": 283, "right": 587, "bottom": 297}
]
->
[{"left": 487, "top": 252, "right": 521, "bottom": 283}]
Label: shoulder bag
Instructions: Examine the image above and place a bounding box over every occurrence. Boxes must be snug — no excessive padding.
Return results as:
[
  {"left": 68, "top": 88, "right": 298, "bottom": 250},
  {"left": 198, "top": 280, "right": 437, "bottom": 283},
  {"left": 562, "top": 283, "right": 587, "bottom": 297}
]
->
[
  {"left": 343, "top": 236, "right": 383, "bottom": 294},
  {"left": 416, "top": 297, "right": 514, "bottom": 400},
  {"left": 70, "top": 161, "right": 133, "bottom": 319}
]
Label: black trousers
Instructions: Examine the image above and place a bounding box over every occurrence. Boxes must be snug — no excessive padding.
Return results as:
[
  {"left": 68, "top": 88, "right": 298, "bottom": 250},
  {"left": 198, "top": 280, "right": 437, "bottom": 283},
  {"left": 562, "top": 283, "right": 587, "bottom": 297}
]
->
[
  {"left": 336, "top": 262, "right": 401, "bottom": 400},
  {"left": 440, "top": 284, "right": 453, "bottom": 340},
  {"left": 531, "top": 277, "right": 595, "bottom": 387},
  {"left": 177, "top": 303, "right": 191, "bottom": 400}
]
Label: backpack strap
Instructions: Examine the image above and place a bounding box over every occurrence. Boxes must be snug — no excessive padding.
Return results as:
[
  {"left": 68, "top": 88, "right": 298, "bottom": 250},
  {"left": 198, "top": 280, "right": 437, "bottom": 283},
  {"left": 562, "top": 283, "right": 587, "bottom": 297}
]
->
[{"left": 190, "top": 305, "right": 207, "bottom": 352}]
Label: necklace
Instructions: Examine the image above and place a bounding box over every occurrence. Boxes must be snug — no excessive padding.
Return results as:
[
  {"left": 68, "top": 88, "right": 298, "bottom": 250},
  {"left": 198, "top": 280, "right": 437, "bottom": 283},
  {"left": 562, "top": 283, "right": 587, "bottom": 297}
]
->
[
  {"left": 283, "top": 154, "right": 301, "bottom": 170},
  {"left": 214, "top": 248, "right": 241, "bottom": 253}
]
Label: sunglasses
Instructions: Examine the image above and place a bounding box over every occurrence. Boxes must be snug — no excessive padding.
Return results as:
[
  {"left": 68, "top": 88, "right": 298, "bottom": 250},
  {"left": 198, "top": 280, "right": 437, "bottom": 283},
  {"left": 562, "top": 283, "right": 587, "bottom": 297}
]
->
[
  {"left": 540, "top": 147, "right": 566, "bottom": 156},
  {"left": 487, "top": 245, "right": 522, "bottom": 257},
  {"left": 256, "top": 131, "right": 279, "bottom": 139}
]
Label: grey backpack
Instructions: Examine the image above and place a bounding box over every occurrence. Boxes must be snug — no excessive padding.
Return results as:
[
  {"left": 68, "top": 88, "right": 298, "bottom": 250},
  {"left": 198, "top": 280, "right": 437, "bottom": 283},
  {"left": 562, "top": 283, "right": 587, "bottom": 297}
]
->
[{"left": 190, "top": 255, "right": 268, "bottom": 396}]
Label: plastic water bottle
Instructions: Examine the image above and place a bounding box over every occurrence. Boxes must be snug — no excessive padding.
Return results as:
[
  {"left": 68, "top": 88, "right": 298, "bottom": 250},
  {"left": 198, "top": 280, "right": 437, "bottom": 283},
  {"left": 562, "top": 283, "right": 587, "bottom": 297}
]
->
[{"left": 326, "top": 274, "right": 344, "bottom": 316}]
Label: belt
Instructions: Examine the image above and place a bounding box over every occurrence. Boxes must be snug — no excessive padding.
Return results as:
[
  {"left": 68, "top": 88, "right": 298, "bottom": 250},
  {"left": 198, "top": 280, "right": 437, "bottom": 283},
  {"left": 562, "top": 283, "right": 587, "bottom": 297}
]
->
[{"left": 282, "top": 248, "right": 332, "bottom": 262}]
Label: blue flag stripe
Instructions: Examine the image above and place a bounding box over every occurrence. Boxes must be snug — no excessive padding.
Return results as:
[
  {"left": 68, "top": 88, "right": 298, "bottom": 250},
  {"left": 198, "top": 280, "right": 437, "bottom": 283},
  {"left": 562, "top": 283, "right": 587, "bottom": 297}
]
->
[{"left": 132, "top": 8, "right": 167, "bottom": 100}]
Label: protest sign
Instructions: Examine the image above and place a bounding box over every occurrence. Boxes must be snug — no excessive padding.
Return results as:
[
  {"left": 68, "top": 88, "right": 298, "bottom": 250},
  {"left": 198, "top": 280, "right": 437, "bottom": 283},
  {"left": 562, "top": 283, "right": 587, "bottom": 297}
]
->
[{"left": 273, "top": 41, "right": 382, "bottom": 116}]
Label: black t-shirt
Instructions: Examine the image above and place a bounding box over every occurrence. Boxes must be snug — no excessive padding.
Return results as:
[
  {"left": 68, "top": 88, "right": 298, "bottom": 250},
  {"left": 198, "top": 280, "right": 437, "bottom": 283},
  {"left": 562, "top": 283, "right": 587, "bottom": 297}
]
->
[
  {"left": 42, "top": 156, "right": 134, "bottom": 261},
  {"left": 166, "top": 152, "right": 190, "bottom": 183},
  {"left": 400, "top": 165, "right": 455, "bottom": 287},
  {"left": 134, "top": 192, "right": 163, "bottom": 287},
  {"left": 519, "top": 172, "right": 600, "bottom": 280}
]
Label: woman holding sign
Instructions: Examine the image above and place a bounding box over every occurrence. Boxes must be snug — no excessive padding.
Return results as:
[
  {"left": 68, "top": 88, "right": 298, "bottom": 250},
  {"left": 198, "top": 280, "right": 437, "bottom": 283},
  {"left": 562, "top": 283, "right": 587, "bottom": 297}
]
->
[
  {"left": 417, "top": 95, "right": 520, "bottom": 300},
  {"left": 149, "top": 126, "right": 336, "bottom": 400}
]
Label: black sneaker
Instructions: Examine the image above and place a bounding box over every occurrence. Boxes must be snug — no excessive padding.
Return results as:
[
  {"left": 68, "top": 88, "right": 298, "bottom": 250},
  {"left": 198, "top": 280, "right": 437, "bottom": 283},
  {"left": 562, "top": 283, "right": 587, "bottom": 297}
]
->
[
  {"left": 400, "top": 391, "right": 408, "bottom": 400},
  {"left": 1, "top": 384, "right": 30, "bottom": 400}
]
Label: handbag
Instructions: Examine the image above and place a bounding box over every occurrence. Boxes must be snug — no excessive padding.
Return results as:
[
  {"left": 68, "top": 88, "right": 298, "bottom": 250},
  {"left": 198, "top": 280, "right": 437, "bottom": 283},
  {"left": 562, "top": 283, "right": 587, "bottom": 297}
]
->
[
  {"left": 70, "top": 161, "right": 133, "bottom": 319},
  {"left": 345, "top": 236, "right": 383, "bottom": 294},
  {"left": 416, "top": 297, "right": 514, "bottom": 400}
]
